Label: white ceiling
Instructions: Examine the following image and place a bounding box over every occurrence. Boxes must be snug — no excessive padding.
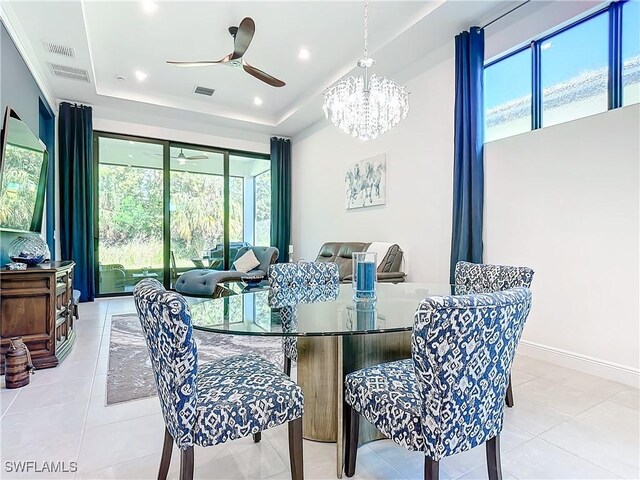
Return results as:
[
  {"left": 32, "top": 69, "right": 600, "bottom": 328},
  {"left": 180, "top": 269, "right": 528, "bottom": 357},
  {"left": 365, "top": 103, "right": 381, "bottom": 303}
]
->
[{"left": 3, "top": 0, "right": 534, "bottom": 137}]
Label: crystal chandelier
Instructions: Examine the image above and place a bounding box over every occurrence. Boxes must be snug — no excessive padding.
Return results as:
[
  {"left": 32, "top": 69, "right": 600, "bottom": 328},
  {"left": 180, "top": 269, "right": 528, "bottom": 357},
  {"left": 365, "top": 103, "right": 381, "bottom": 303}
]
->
[{"left": 323, "top": 0, "right": 409, "bottom": 141}]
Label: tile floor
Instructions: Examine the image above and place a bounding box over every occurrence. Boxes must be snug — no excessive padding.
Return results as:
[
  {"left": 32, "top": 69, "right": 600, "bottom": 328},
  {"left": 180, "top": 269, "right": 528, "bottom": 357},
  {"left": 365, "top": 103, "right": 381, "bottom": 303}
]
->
[{"left": 0, "top": 297, "right": 638, "bottom": 480}]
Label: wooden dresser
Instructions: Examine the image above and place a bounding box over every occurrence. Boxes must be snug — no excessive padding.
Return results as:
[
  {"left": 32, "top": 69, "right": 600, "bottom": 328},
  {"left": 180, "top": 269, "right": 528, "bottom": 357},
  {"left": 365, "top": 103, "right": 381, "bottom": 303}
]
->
[{"left": 0, "top": 261, "right": 76, "bottom": 373}]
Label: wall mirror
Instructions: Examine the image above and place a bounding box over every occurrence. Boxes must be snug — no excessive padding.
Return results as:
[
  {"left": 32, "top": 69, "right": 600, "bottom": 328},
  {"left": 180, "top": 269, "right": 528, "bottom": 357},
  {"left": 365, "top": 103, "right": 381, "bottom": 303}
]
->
[{"left": 0, "top": 107, "right": 48, "bottom": 232}]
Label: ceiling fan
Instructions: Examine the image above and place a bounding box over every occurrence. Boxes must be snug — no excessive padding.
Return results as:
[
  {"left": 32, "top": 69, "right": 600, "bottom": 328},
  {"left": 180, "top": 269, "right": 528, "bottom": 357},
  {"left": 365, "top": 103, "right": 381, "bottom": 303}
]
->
[
  {"left": 155, "top": 149, "right": 208, "bottom": 165},
  {"left": 166, "top": 17, "right": 286, "bottom": 88}
]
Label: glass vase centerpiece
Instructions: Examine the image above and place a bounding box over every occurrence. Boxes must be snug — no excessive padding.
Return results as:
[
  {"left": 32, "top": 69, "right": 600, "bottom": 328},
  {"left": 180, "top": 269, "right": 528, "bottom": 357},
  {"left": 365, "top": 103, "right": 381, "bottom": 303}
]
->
[
  {"left": 7, "top": 235, "right": 50, "bottom": 266},
  {"left": 352, "top": 251, "right": 377, "bottom": 301}
]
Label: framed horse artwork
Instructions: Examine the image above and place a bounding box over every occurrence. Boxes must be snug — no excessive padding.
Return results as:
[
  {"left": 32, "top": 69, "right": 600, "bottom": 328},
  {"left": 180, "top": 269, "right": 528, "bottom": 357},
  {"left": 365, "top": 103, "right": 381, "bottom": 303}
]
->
[{"left": 345, "top": 153, "right": 386, "bottom": 209}]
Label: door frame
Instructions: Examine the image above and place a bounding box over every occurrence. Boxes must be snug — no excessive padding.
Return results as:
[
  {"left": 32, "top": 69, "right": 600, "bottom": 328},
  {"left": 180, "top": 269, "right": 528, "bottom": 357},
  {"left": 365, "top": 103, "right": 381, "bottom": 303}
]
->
[{"left": 92, "top": 131, "right": 269, "bottom": 297}]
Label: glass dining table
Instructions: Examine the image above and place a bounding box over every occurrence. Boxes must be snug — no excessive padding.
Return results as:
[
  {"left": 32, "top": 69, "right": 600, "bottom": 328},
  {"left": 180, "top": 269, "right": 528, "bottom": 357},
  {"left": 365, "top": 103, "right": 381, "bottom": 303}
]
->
[{"left": 186, "top": 282, "right": 460, "bottom": 477}]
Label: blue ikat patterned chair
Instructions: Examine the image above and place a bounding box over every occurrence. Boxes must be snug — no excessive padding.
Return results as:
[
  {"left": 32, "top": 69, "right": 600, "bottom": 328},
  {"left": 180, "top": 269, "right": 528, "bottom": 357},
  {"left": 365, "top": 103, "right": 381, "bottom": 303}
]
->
[
  {"left": 344, "top": 288, "right": 532, "bottom": 480},
  {"left": 133, "top": 279, "right": 305, "bottom": 480},
  {"left": 455, "top": 261, "right": 534, "bottom": 407},
  {"left": 269, "top": 262, "right": 340, "bottom": 376}
]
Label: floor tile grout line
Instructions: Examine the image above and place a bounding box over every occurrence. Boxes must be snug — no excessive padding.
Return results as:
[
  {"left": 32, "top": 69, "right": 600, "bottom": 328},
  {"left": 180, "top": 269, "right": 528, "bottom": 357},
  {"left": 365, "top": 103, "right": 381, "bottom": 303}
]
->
[
  {"left": 536, "top": 374, "right": 632, "bottom": 402},
  {"left": 531, "top": 437, "right": 625, "bottom": 479},
  {"left": 1, "top": 387, "right": 95, "bottom": 418},
  {"left": 531, "top": 396, "right": 635, "bottom": 477},
  {"left": 0, "top": 387, "right": 23, "bottom": 422},
  {"left": 74, "top": 451, "right": 163, "bottom": 480},
  {"left": 73, "top": 300, "right": 108, "bottom": 480},
  {"left": 511, "top": 380, "right": 613, "bottom": 421},
  {"left": 83, "top": 408, "right": 162, "bottom": 432},
  {"left": 363, "top": 443, "right": 412, "bottom": 480}
]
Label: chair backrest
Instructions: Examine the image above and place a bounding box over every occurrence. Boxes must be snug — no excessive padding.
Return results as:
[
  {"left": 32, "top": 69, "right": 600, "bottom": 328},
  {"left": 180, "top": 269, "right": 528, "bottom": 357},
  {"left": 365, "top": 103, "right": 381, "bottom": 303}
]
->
[
  {"left": 233, "top": 246, "right": 279, "bottom": 274},
  {"left": 269, "top": 261, "right": 340, "bottom": 291},
  {"left": 133, "top": 279, "right": 197, "bottom": 448},
  {"left": 411, "top": 288, "right": 532, "bottom": 460},
  {"left": 455, "top": 261, "right": 534, "bottom": 292}
]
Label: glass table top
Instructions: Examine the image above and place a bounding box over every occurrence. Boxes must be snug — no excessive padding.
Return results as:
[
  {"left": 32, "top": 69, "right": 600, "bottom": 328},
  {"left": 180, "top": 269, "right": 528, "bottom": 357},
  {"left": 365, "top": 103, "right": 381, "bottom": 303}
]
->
[{"left": 187, "top": 283, "right": 460, "bottom": 337}]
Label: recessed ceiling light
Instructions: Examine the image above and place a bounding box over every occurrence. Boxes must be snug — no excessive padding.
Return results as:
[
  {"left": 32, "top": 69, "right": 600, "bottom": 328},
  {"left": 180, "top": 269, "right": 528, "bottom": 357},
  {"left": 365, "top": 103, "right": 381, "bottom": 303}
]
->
[
  {"left": 128, "top": 154, "right": 133, "bottom": 158},
  {"left": 298, "top": 47, "right": 310, "bottom": 61},
  {"left": 253, "top": 97, "right": 263, "bottom": 106},
  {"left": 135, "top": 70, "right": 147, "bottom": 82},
  {"left": 142, "top": 0, "right": 157, "bottom": 14}
]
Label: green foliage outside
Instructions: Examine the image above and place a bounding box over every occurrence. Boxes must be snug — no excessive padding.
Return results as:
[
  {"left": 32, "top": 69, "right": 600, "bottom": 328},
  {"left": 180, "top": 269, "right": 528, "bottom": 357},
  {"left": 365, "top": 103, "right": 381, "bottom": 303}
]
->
[
  {"left": 98, "top": 165, "right": 270, "bottom": 269},
  {"left": 254, "top": 170, "right": 271, "bottom": 247}
]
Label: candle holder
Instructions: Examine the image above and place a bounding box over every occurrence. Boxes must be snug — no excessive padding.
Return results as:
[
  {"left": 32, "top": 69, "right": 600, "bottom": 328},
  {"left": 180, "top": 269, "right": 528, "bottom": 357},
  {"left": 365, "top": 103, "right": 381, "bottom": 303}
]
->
[{"left": 352, "top": 251, "right": 377, "bottom": 302}]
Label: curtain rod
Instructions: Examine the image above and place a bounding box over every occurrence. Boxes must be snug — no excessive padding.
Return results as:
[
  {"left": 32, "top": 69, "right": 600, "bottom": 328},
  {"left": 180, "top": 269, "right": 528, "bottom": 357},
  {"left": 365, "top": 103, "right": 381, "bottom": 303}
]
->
[{"left": 481, "top": 0, "right": 532, "bottom": 29}]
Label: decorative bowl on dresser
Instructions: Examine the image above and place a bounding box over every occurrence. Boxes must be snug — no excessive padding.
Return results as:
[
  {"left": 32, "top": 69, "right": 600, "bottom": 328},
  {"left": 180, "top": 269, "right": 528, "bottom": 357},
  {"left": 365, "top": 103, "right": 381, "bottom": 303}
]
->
[{"left": 0, "top": 261, "right": 76, "bottom": 373}]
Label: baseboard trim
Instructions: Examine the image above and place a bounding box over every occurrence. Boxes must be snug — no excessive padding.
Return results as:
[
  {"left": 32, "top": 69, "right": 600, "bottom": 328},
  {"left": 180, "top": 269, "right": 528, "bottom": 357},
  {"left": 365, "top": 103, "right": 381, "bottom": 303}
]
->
[{"left": 519, "top": 340, "right": 640, "bottom": 388}]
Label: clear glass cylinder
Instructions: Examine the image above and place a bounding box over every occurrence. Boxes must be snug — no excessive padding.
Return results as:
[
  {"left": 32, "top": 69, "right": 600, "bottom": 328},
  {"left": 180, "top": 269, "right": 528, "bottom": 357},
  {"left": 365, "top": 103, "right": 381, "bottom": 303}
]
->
[
  {"left": 352, "top": 251, "right": 377, "bottom": 300},
  {"left": 354, "top": 299, "right": 377, "bottom": 330}
]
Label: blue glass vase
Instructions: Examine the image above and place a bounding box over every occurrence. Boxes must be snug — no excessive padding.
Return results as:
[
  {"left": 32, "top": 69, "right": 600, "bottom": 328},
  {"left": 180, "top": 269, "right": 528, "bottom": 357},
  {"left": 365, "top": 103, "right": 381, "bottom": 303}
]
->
[{"left": 352, "top": 251, "right": 377, "bottom": 302}]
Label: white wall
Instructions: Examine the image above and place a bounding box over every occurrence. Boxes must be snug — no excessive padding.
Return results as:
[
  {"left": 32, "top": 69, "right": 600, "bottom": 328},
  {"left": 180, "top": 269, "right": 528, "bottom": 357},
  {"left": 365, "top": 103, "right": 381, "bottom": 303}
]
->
[
  {"left": 485, "top": 105, "right": 640, "bottom": 383},
  {"left": 292, "top": 48, "right": 639, "bottom": 384},
  {"left": 291, "top": 49, "right": 455, "bottom": 282}
]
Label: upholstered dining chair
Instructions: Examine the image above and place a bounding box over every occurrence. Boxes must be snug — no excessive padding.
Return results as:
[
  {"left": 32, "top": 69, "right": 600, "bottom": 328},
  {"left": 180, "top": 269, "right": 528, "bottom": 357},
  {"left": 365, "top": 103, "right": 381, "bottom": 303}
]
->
[
  {"left": 454, "top": 260, "right": 534, "bottom": 407},
  {"left": 269, "top": 262, "right": 340, "bottom": 376},
  {"left": 133, "top": 279, "right": 305, "bottom": 480},
  {"left": 344, "top": 288, "right": 532, "bottom": 480}
]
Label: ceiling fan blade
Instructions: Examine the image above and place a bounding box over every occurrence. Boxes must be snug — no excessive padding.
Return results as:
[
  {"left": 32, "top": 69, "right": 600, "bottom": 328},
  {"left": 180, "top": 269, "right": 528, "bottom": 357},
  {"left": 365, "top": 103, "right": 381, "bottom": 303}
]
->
[
  {"left": 187, "top": 155, "right": 209, "bottom": 160},
  {"left": 243, "top": 63, "right": 285, "bottom": 87},
  {"left": 231, "top": 17, "right": 255, "bottom": 60},
  {"left": 166, "top": 56, "right": 229, "bottom": 67}
]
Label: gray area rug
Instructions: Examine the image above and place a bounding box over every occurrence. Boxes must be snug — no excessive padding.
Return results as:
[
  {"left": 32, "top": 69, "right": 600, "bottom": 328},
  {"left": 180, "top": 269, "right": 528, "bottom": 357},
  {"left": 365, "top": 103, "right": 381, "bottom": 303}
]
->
[{"left": 106, "top": 313, "right": 283, "bottom": 405}]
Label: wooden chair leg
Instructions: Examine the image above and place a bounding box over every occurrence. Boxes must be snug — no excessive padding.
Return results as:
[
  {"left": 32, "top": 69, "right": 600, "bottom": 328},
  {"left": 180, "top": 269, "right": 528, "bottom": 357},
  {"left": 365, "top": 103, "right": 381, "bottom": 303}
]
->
[
  {"left": 505, "top": 375, "right": 514, "bottom": 407},
  {"left": 284, "top": 356, "right": 292, "bottom": 377},
  {"left": 253, "top": 432, "right": 262, "bottom": 443},
  {"left": 424, "top": 458, "right": 439, "bottom": 480},
  {"left": 486, "top": 435, "right": 503, "bottom": 480},
  {"left": 158, "top": 427, "right": 173, "bottom": 480},
  {"left": 179, "top": 446, "right": 194, "bottom": 480},
  {"left": 288, "top": 417, "right": 304, "bottom": 480},
  {"left": 344, "top": 402, "right": 360, "bottom": 477}
]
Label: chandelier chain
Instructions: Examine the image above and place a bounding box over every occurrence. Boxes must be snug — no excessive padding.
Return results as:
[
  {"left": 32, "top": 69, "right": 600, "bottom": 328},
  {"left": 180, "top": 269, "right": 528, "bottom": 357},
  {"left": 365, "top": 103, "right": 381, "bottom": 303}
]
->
[{"left": 363, "top": 0, "right": 368, "bottom": 60}]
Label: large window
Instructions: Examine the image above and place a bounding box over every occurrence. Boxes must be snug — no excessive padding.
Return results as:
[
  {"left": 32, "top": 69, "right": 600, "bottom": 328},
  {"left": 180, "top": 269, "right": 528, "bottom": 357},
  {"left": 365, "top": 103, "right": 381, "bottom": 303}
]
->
[
  {"left": 541, "top": 12, "right": 608, "bottom": 127},
  {"left": 485, "top": 1, "right": 640, "bottom": 141},
  {"left": 94, "top": 133, "right": 270, "bottom": 296},
  {"left": 485, "top": 48, "right": 532, "bottom": 141}
]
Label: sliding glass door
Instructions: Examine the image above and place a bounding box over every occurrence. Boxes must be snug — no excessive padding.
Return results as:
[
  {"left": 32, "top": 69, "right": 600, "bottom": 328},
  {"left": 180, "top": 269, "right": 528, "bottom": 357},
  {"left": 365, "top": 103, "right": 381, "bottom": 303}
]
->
[
  {"left": 94, "top": 132, "right": 270, "bottom": 296},
  {"left": 229, "top": 153, "right": 271, "bottom": 247},
  {"left": 95, "top": 136, "right": 164, "bottom": 295},
  {"left": 169, "top": 145, "right": 225, "bottom": 285}
]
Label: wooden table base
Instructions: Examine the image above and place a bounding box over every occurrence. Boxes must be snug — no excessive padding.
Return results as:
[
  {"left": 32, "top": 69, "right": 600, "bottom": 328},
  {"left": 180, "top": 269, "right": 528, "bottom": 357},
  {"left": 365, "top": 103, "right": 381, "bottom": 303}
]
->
[{"left": 296, "top": 331, "right": 412, "bottom": 477}]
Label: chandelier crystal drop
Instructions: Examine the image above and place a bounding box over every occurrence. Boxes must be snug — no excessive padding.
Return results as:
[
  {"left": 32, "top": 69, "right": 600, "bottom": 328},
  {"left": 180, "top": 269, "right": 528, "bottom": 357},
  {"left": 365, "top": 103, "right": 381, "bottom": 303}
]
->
[{"left": 323, "top": 0, "right": 409, "bottom": 141}]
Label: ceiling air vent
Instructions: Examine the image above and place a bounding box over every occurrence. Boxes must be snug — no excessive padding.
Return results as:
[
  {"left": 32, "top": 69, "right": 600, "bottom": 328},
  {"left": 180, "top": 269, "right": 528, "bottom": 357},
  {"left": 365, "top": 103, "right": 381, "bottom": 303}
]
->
[
  {"left": 43, "top": 41, "right": 76, "bottom": 59},
  {"left": 49, "top": 63, "right": 90, "bottom": 83},
  {"left": 194, "top": 86, "right": 215, "bottom": 96}
]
